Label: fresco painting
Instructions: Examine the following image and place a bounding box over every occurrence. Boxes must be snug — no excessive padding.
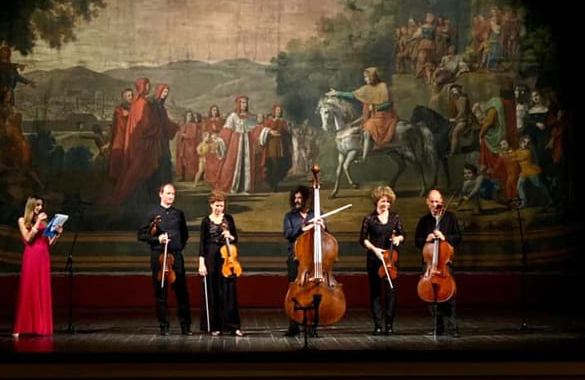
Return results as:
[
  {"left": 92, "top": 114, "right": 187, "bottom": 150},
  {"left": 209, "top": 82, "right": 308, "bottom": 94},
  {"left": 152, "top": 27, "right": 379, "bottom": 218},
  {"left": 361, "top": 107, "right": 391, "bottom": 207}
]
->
[{"left": 0, "top": 0, "right": 578, "bottom": 273}]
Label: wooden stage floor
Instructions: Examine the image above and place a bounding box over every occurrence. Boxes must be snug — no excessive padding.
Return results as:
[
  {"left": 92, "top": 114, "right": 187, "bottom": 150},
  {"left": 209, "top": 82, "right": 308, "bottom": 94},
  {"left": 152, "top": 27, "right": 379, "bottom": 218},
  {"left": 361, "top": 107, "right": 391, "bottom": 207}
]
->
[{"left": 1, "top": 307, "right": 584, "bottom": 379}]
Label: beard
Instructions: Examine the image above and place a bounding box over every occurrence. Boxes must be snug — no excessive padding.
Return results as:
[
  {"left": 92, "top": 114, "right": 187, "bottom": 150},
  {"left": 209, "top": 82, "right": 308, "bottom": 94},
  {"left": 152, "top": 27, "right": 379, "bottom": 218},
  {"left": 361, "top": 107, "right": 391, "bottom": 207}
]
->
[{"left": 294, "top": 201, "right": 305, "bottom": 210}]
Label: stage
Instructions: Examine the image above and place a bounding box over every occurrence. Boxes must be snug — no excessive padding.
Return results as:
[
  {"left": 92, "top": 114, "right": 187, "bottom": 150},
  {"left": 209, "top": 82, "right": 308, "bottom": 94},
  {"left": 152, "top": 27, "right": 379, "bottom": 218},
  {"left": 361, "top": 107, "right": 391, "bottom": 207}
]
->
[{"left": 1, "top": 306, "right": 584, "bottom": 379}]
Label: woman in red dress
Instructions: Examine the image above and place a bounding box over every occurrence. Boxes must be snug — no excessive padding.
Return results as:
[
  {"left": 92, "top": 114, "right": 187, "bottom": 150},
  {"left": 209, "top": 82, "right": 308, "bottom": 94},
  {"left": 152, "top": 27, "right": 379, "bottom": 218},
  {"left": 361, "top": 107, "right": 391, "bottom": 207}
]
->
[{"left": 13, "top": 197, "right": 63, "bottom": 337}]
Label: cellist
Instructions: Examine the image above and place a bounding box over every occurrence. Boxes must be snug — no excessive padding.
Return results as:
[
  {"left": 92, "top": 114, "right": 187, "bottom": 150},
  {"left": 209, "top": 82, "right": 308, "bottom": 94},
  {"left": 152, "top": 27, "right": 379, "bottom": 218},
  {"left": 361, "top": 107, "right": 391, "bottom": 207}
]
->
[
  {"left": 414, "top": 189, "right": 462, "bottom": 337},
  {"left": 359, "top": 186, "right": 405, "bottom": 336}
]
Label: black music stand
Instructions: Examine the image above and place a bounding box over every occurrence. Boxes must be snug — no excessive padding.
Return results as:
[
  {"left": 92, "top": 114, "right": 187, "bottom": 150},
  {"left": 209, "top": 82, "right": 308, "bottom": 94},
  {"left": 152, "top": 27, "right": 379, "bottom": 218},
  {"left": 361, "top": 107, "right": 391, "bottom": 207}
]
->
[
  {"left": 61, "top": 194, "right": 91, "bottom": 334},
  {"left": 292, "top": 294, "right": 322, "bottom": 350},
  {"left": 509, "top": 197, "right": 532, "bottom": 332}
]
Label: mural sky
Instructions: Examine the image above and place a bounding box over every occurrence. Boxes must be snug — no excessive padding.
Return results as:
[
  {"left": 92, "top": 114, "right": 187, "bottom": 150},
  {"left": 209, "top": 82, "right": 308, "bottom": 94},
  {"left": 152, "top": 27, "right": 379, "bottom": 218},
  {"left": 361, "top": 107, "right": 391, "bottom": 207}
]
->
[{"left": 13, "top": 0, "right": 338, "bottom": 72}]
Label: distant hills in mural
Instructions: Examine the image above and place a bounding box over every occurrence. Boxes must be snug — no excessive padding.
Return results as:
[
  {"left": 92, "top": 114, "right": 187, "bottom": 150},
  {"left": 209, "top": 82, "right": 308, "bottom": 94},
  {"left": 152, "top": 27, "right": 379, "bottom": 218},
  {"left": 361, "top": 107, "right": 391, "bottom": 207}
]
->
[{"left": 15, "top": 59, "right": 277, "bottom": 128}]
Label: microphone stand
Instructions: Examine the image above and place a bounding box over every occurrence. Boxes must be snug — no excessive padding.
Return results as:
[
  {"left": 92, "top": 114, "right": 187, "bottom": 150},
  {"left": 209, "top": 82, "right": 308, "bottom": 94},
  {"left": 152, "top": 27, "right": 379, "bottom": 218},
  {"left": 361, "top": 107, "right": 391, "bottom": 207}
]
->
[
  {"left": 509, "top": 198, "right": 530, "bottom": 331},
  {"left": 62, "top": 195, "right": 89, "bottom": 334}
]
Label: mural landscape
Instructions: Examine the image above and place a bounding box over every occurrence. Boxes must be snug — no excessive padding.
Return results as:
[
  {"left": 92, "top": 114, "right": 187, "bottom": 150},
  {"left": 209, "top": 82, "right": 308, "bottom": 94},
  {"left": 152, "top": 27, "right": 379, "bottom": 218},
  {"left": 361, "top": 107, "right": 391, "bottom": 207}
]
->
[{"left": 0, "top": 0, "right": 580, "bottom": 273}]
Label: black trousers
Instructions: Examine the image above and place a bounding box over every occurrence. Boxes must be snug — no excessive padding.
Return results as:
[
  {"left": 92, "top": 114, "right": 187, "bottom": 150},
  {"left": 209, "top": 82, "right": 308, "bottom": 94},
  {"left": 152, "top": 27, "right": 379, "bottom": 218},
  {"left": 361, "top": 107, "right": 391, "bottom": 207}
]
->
[
  {"left": 150, "top": 251, "right": 191, "bottom": 331},
  {"left": 367, "top": 255, "right": 396, "bottom": 329}
]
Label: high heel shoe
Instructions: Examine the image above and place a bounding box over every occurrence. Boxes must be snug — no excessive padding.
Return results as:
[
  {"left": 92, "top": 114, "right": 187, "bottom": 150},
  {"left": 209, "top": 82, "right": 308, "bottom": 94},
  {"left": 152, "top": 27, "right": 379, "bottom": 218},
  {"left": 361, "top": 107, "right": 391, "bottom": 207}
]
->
[
  {"left": 232, "top": 329, "right": 244, "bottom": 337},
  {"left": 211, "top": 330, "right": 222, "bottom": 336}
]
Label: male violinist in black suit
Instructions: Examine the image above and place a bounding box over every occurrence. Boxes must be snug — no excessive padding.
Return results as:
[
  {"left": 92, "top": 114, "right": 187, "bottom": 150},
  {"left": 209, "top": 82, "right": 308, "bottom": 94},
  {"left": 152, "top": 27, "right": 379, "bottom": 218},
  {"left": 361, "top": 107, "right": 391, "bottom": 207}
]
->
[
  {"left": 414, "top": 189, "right": 462, "bottom": 337},
  {"left": 138, "top": 183, "right": 192, "bottom": 336}
]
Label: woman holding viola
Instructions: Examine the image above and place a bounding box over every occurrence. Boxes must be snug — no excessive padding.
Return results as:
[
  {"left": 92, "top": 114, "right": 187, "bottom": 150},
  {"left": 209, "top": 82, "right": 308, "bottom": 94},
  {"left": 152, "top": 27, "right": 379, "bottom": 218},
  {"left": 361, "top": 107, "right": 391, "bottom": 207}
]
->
[
  {"left": 198, "top": 190, "right": 244, "bottom": 336},
  {"left": 359, "top": 186, "right": 405, "bottom": 336}
]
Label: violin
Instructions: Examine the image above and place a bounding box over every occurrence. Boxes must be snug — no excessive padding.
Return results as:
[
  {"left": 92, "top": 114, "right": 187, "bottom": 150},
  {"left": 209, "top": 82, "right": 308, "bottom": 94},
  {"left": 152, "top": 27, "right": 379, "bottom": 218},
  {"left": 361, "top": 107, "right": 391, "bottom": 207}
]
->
[
  {"left": 416, "top": 204, "right": 456, "bottom": 303},
  {"left": 284, "top": 165, "right": 346, "bottom": 326},
  {"left": 150, "top": 215, "right": 176, "bottom": 288},
  {"left": 220, "top": 221, "right": 242, "bottom": 278},
  {"left": 378, "top": 245, "right": 399, "bottom": 282}
]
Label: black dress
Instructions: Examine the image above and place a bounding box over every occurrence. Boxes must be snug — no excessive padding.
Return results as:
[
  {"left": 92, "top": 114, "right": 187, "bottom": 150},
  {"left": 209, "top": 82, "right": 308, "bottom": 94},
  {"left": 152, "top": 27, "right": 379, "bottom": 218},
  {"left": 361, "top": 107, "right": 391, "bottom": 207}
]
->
[
  {"left": 199, "top": 214, "right": 241, "bottom": 333},
  {"left": 359, "top": 211, "right": 405, "bottom": 331}
]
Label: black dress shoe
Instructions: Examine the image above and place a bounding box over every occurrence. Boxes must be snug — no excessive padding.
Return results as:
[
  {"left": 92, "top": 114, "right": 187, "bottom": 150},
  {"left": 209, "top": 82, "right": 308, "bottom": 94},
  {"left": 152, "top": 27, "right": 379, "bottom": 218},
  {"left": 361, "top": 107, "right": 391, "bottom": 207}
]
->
[
  {"left": 372, "top": 327, "right": 382, "bottom": 336},
  {"left": 160, "top": 328, "right": 170, "bottom": 336},
  {"left": 306, "top": 327, "right": 318, "bottom": 337},
  {"left": 448, "top": 330, "right": 460, "bottom": 338},
  {"left": 284, "top": 328, "right": 300, "bottom": 337},
  {"left": 425, "top": 329, "right": 444, "bottom": 336},
  {"left": 384, "top": 327, "right": 393, "bottom": 335},
  {"left": 182, "top": 329, "right": 193, "bottom": 336}
]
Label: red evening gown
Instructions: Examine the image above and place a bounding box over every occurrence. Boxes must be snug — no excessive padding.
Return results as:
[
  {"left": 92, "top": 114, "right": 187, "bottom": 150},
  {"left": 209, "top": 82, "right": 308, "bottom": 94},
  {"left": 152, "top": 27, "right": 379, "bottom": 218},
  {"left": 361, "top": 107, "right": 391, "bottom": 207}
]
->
[{"left": 13, "top": 224, "right": 53, "bottom": 335}]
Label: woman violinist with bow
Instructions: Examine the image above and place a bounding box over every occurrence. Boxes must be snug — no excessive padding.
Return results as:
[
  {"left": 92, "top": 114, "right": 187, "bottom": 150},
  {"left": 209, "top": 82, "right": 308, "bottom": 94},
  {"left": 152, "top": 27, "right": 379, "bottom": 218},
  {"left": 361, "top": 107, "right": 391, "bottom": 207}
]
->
[
  {"left": 198, "top": 190, "right": 244, "bottom": 336},
  {"left": 359, "top": 186, "right": 405, "bottom": 335},
  {"left": 414, "top": 189, "right": 462, "bottom": 337}
]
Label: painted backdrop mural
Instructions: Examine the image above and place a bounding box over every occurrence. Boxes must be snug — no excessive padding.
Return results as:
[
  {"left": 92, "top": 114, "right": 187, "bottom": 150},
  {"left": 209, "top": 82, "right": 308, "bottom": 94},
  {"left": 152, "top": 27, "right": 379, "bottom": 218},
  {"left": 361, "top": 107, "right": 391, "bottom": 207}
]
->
[{"left": 0, "top": 0, "right": 578, "bottom": 273}]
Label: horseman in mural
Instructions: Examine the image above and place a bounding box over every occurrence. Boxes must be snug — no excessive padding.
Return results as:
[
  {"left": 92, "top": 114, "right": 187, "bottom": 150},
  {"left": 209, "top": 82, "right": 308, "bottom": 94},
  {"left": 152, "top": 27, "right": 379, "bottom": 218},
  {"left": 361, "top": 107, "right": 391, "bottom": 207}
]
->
[
  {"left": 326, "top": 67, "right": 399, "bottom": 164},
  {"left": 320, "top": 67, "right": 436, "bottom": 198}
]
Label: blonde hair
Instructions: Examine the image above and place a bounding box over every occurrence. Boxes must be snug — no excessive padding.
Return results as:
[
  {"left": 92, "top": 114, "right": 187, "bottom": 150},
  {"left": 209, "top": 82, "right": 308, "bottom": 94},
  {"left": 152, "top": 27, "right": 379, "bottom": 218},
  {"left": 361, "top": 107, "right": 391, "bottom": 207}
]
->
[
  {"left": 23, "top": 197, "right": 43, "bottom": 229},
  {"left": 371, "top": 185, "right": 396, "bottom": 206}
]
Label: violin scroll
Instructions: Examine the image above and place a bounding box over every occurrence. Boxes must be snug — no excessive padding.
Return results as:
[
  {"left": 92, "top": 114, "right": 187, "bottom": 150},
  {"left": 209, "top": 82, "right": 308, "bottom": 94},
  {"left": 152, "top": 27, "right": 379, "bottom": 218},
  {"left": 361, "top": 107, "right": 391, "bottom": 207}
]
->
[{"left": 149, "top": 215, "right": 163, "bottom": 237}]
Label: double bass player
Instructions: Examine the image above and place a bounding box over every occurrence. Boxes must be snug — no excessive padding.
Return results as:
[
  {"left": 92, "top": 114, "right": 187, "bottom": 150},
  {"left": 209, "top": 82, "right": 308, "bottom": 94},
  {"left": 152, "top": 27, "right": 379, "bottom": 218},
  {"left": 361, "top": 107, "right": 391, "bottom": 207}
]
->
[{"left": 414, "top": 189, "right": 462, "bottom": 337}]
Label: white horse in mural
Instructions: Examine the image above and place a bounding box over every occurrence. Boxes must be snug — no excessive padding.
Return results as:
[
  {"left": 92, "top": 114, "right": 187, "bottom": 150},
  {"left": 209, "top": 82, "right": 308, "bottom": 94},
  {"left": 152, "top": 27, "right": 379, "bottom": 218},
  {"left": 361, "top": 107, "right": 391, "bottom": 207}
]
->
[{"left": 317, "top": 96, "right": 436, "bottom": 198}]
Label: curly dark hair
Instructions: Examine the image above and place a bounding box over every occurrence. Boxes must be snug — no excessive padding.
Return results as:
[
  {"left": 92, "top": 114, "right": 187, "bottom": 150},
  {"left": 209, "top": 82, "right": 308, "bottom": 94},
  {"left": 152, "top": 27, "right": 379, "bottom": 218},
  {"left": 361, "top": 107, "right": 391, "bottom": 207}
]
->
[{"left": 289, "top": 185, "right": 310, "bottom": 209}]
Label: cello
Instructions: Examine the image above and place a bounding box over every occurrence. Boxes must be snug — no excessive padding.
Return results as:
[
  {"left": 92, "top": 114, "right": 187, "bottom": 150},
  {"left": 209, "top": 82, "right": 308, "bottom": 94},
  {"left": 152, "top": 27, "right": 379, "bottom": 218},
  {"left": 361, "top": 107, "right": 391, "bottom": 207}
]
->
[
  {"left": 416, "top": 203, "right": 456, "bottom": 304},
  {"left": 284, "top": 165, "right": 346, "bottom": 327}
]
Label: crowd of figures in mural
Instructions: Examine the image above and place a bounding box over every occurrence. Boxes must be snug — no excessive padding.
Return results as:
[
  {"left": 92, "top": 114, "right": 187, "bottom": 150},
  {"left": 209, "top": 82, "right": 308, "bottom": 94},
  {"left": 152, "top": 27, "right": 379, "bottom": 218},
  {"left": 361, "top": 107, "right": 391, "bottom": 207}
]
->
[{"left": 0, "top": 1, "right": 571, "bottom": 225}]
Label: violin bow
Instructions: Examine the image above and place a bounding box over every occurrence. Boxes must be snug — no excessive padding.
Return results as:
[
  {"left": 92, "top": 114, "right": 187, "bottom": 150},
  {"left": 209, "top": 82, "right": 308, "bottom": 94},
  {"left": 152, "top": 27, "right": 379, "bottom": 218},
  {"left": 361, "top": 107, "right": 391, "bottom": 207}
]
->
[
  {"left": 160, "top": 234, "right": 169, "bottom": 289},
  {"left": 380, "top": 230, "right": 396, "bottom": 289},
  {"left": 435, "top": 192, "right": 457, "bottom": 228},
  {"left": 203, "top": 274, "right": 211, "bottom": 332}
]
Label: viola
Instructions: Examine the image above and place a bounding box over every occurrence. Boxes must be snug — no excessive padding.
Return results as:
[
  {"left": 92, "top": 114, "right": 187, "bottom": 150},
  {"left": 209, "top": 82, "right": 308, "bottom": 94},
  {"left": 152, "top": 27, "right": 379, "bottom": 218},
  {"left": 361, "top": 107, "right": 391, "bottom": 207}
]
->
[
  {"left": 220, "top": 222, "right": 243, "bottom": 278},
  {"left": 157, "top": 242, "right": 176, "bottom": 287},
  {"left": 284, "top": 165, "right": 346, "bottom": 326},
  {"left": 378, "top": 246, "right": 399, "bottom": 281},
  {"left": 416, "top": 208, "right": 456, "bottom": 303},
  {"left": 149, "top": 215, "right": 176, "bottom": 288}
]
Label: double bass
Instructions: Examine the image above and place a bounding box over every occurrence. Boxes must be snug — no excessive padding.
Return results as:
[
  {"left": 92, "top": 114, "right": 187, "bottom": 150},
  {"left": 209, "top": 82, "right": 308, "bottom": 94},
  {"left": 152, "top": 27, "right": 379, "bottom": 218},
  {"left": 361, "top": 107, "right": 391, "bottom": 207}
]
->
[
  {"left": 416, "top": 204, "right": 456, "bottom": 303},
  {"left": 284, "top": 165, "right": 346, "bottom": 326}
]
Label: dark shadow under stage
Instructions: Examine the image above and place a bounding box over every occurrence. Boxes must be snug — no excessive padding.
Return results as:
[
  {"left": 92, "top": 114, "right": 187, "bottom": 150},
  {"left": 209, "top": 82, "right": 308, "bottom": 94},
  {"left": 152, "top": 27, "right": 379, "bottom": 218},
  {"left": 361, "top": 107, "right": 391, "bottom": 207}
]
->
[{"left": 1, "top": 307, "right": 584, "bottom": 379}]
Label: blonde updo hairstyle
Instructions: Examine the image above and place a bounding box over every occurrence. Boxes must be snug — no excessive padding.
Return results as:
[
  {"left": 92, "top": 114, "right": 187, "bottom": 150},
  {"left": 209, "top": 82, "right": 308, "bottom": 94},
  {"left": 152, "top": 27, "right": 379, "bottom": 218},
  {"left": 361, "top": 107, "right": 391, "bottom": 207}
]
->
[{"left": 370, "top": 185, "right": 396, "bottom": 207}]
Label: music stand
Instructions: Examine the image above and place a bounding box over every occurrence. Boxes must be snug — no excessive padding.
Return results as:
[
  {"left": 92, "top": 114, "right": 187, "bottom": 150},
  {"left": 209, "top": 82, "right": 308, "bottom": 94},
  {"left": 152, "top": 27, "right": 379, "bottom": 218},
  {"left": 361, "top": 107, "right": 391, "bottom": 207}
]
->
[
  {"left": 292, "top": 295, "right": 322, "bottom": 350},
  {"left": 61, "top": 194, "right": 91, "bottom": 334},
  {"left": 509, "top": 198, "right": 531, "bottom": 332}
]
